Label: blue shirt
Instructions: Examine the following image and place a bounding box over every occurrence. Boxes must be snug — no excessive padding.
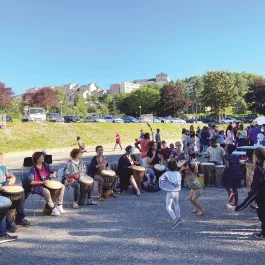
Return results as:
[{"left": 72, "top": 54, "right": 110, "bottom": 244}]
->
[{"left": 0, "top": 165, "right": 10, "bottom": 185}]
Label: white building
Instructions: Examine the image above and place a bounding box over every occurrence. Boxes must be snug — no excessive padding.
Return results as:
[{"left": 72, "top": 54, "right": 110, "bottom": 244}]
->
[
  {"left": 110, "top": 82, "right": 142, "bottom": 96},
  {"left": 133, "top": 72, "right": 170, "bottom": 85}
]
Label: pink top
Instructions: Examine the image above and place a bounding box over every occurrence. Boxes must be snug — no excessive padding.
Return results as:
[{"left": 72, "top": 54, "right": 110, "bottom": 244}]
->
[{"left": 140, "top": 139, "right": 151, "bottom": 159}]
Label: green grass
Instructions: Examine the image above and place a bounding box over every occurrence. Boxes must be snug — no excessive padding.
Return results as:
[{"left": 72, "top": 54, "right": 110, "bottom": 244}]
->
[{"left": 0, "top": 121, "right": 233, "bottom": 153}]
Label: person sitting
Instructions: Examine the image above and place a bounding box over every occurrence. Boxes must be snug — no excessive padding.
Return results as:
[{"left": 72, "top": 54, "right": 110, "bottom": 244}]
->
[
  {"left": 64, "top": 149, "right": 96, "bottom": 208},
  {"left": 77, "top": 136, "right": 88, "bottom": 153},
  {"left": 0, "top": 213, "right": 17, "bottom": 244},
  {"left": 29, "top": 152, "right": 65, "bottom": 216},
  {"left": 160, "top": 141, "right": 169, "bottom": 161},
  {"left": 117, "top": 145, "right": 141, "bottom": 196},
  {"left": 0, "top": 152, "right": 30, "bottom": 233},
  {"left": 169, "top": 141, "right": 186, "bottom": 161},
  {"left": 146, "top": 141, "right": 162, "bottom": 183},
  {"left": 205, "top": 138, "right": 225, "bottom": 165},
  {"left": 90, "top": 146, "right": 117, "bottom": 200}
]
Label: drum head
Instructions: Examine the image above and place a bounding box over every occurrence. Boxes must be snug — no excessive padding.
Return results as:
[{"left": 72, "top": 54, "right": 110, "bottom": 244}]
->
[
  {"left": 154, "top": 164, "right": 166, "bottom": 171},
  {"left": 215, "top": 165, "right": 225, "bottom": 168},
  {"left": 0, "top": 186, "right": 24, "bottom": 194},
  {"left": 201, "top": 163, "right": 215, "bottom": 166},
  {"left": 132, "top": 166, "right": 145, "bottom": 172},
  {"left": 0, "top": 196, "right": 12, "bottom": 209},
  {"left": 101, "top": 170, "right": 116, "bottom": 177},
  {"left": 177, "top": 161, "right": 185, "bottom": 168},
  {"left": 79, "top": 176, "right": 94, "bottom": 184},
  {"left": 45, "top": 180, "right": 62, "bottom": 190}
]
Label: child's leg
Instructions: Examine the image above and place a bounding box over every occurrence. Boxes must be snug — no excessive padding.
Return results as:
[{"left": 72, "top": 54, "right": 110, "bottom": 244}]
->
[
  {"left": 190, "top": 191, "right": 203, "bottom": 212},
  {"left": 173, "top": 192, "right": 180, "bottom": 219},
  {"left": 166, "top": 192, "right": 177, "bottom": 221},
  {"left": 232, "top": 188, "right": 238, "bottom": 205}
]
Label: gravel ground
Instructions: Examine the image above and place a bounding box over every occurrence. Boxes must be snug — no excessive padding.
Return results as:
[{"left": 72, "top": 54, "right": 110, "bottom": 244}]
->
[{"left": 1, "top": 151, "right": 265, "bottom": 265}]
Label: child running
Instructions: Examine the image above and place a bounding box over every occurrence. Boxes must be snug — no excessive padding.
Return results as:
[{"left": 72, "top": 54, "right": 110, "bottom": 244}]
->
[
  {"left": 227, "top": 148, "right": 265, "bottom": 240},
  {"left": 159, "top": 160, "right": 182, "bottom": 230},
  {"left": 181, "top": 159, "right": 204, "bottom": 216},
  {"left": 223, "top": 144, "right": 241, "bottom": 206}
]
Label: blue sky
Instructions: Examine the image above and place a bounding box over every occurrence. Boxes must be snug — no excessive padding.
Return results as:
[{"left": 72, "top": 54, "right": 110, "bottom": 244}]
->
[{"left": 0, "top": 0, "right": 265, "bottom": 95}]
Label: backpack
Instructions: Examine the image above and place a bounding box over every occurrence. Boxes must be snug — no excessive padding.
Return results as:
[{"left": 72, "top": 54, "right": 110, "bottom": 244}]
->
[{"left": 146, "top": 183, "right": 160, "bottom": 193}]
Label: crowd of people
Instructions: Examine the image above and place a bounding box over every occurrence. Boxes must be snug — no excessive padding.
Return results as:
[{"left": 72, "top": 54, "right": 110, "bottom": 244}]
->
[{"left": 1, "top": 121, "right": 265, "bottom": 244}]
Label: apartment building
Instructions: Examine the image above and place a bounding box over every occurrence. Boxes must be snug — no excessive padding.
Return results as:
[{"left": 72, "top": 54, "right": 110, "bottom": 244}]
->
[{"left": 110, "top": 82, "right": 142, "bottom": 96}]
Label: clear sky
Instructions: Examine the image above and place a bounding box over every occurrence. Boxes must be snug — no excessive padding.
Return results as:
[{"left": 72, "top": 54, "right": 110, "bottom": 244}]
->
[{"left": 0, "top": 0, "right": 265, "bottom": 95}]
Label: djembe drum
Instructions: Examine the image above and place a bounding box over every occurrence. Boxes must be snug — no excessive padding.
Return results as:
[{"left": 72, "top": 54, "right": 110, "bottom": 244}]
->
[
  {"left": 200, "top": 163, "right": 215, "bottom": 186},
  {"left": 177, "top": 161, "right": 186, "bottom": 169},
  {"left": 154, "top": 164, "right": 166, "bottom": 183},
  {"left": 132, "top": 166, "right": 145, "bottom": 193},
  {"left": 0, "top": 186, "right": 24, "bottom": 221},
  {"left": 101, "top": 170, "right": 117, "bottom": 198},
  {"left": 0, "top": 196, "right": 12, "bottom": 222},
  {"left": 214, "top": 165, "right": 225, "bottom": 187},
  {"left": 43, "top": 180, "right": 63, "bottom": 214},
  {"left": 78, "top": 175, "right": 94, "bottom": 205},
  {"left": 245, "top": 162, "right": 254, "bottom": 192}
]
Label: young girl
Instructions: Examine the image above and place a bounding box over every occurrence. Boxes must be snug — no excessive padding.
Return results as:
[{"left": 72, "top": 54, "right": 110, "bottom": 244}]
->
[
  {"left": 181, "top": 159, "right": 204, "bottom": 216},
  {"left": 159, "top": 160, "right": 182, "bottom": 230},
  {"left": 227, "top": 148, "right": 265, "bottom": 240},
  {"left": 223, "top": 144, "right": 241, "bottom": 206}
]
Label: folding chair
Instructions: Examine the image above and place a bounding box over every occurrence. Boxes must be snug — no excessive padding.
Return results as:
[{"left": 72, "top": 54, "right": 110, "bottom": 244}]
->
[{"left": 44, "top": 155, "right": 52, "bottom": 164}]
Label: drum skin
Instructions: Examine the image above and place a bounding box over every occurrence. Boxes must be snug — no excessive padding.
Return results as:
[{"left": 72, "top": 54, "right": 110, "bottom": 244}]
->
[
  {"left": 44, "top": 180, "right": 63, "bottom": 203},
  {"left": 154, "top": 164, "right": 166, "bottom": 183},
  {"left": 79, "top": 176, "right": 94, "bottom": 188},
  {"left": 0, "top": 186, "right": 24, "bottom": 209}
]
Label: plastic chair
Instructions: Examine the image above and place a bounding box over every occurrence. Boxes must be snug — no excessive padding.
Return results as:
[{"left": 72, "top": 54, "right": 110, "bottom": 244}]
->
[
  {"left": 22, "top": 157, "right": 33, "bottom": 175},
  {"left": 44, "top": 155, "right": 52, "bottom": 164}
]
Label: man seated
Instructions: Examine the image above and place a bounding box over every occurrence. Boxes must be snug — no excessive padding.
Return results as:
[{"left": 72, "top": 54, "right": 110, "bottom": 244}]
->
[
  {"left": 0, "top": 152, "right": 30, "bottom": 233},
  {"left": 205, "top": 138, "right": 225, "bottom": 165}
]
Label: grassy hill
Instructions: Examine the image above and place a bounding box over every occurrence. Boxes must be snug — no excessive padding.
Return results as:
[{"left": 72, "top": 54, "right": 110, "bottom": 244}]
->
[{"left": 0, "top": 121, "right": 230, "bottom": 153}]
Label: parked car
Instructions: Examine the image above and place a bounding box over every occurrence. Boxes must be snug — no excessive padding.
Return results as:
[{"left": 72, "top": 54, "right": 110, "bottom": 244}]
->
[
  {"left": 173, "top": 118, "right": 186, "bottom": 124},
  {"left": 153, "top": 117, "right": 161, "bottom": 123},
  {"left": 123, "top": 116, "right": 138, "bottom": 123},
  {"left": 220, "top": 117, "right": 241, "bottom": 124},
  {"left": 6, "top": 116, "right": 13, "bottom": 122},
  {"left": 46, "top": 113, "right": 64, "bottom": 122},
  {"left": 83, "top": 116, "right": 106, "bottom": 123},
  {"left": 158, "top": 117, "right": 171, "bottom": 123},
  {"left": 202, "top": 118, "right": 219, "bottom": 124},
  {"left": 63, "top": 116, "right": 80, "bottom": 123},
  {"left": 104, "top": 116, "right": 124, "bottom": 123},
  {"left": 242, "top": 115, "right": 257, "bottom": 123}
]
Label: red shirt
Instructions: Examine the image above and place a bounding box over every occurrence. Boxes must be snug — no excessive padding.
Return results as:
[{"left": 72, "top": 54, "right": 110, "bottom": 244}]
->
[{"left": 116, "top": 133, "right": 121, "bottom": 143}]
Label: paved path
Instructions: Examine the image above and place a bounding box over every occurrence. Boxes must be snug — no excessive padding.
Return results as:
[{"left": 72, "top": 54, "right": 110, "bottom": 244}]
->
[{"left": 1, "top": 151, "right": 265, "bottom": 265}]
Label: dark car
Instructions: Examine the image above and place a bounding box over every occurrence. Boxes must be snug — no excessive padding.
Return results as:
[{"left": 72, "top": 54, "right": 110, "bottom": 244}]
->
[
  {"left": 63, "top": 116, "right": 80, "bottom": 123},
  {"left": 202, "top": 118, "right": 218, "bottom": 124},
  {"left": 46, "top": 113, "right": 64, "bottom": 122},
  {"left": 242, "top": 115, "right": 257, "bottom": 123},
  {"left": 6, "top": 116, "right": 13, "bottom": 122}
]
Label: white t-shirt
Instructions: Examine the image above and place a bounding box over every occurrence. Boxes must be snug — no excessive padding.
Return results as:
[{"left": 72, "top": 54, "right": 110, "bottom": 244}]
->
[{"left": 206, "top": 146, "right": 225, "bottom": 164}]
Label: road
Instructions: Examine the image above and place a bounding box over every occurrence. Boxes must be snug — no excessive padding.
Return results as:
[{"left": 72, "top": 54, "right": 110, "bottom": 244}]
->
[{"left": 0, "top": 148, "right": 264, "bottom": 265}]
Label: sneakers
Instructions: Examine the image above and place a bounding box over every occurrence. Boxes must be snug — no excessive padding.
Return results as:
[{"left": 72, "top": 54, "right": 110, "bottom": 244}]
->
[
  {"left": 197, "top": 209, "right": 204, "bottom": 216},
  {"left": 86, "top": 199, "right": 97, "bottom": 205},
  {"left": 0, "top": 233, "right": 17, "bottom": 244},
  {"left": 51, "top": 207, "right": 60, "bottom": 216},
  {"left": 172, "top": 219, "right": 181, "bottom": 230},
  {"left": 136, "top": 191, "right": 141, "bottom": 196},
  {"left": 15, "top": 219, "right": 31, "bottom": 226},
  {"left": 228, "top": 192, "right": 235, "bottom": 203},
  {"left": 192, "top": 208, "right": 198, "bottom": 213},
  {"left": 227, "top": 204, "right": 236, "bottom": 212},
  {"left": 56, "top": 205, "right": 66, "bottom": 214},
  {"left": 253, "top": 232, "right": 265, "bottom": 240},
  {"left": 73, "top": 202, "right": 79, "bottom": 209}
]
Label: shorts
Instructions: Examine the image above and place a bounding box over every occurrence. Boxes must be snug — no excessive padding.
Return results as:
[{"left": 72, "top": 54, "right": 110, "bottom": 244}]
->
[{"left": 190, "top": 188, "right": 202, "bottom": 199}]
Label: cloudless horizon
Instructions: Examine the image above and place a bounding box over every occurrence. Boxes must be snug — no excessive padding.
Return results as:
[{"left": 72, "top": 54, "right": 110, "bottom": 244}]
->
[{"left": 0, "top": 0, "right": 265, "bottom": 95}]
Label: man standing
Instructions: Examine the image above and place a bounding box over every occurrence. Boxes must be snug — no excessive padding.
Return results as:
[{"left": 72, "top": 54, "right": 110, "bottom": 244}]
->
[
  {"left": 0, "top": 152, "right": 30, "bottom": 233},
  {"left": 113, "top": 131, "right": 122, "bottom": 151},
  {"left": 139, "top": 130, "right": 145, "bottom": 139},
  {"left": 155, "top": 128, "right": 161, "bottom": 149}
]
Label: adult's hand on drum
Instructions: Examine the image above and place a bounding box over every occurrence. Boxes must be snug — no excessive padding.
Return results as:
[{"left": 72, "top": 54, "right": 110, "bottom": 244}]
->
[
  {"left": 8, "top": 177, "right": 16, "bottom": 185},
  {"left": 43, "top": 180, "right": 49, "bottom": 186}
]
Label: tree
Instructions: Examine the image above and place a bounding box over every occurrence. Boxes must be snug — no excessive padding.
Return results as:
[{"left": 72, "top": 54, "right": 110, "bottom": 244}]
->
[
  {"left": 245, "top": 79, "right": 265, "bottom": 115},
  {"left": 143, "top": 83, "right": 163, "bottom": 90},
  {"left": 202, "top": 71, "right": 238, "bottom": 117},
  {"left": 175, "top": 79, "right": 186, "bottom": 93},
  {"left": 112, "top": 93, "right": 130, "bottom": 114},
  {"left": 55, "top": 88, "right": 74, "bottom": 116},
  {"left": 127, "top": 87, "right": 160, "bottom": 116},
  {"left": 34, "top": 87, "right": 58, "bottom": 111},
  {"left": 74, "top": 93, "right": 87, "bottom": 118},
  {"left": 96, "top": 103, "right": 109, "bottom": 117},
  {"left": 0, "top": 82, "right": 14, "bottom": 110},
  {"left": 158, "top": 83, "right": 191, "bottom": 117}
]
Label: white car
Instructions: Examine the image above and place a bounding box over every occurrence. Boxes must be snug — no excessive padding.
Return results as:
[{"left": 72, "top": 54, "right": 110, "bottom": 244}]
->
[
  {"left": 104, "top": 116, "right": 124, "bottom": 123},
  {"left": 173, "top": 118, "right": 186, "bottom": 124},
  {"left": 84, "top": 116, "right": 106, "bottom": 123},
  {"left": 220, "top": 117, "right": 241, "bottom": 124},
  {"left": 153, "top": 118, "right": 161, "bottom": 123},
  {"left": 252, "top": 116, "right": 265, "bottom": 126}
]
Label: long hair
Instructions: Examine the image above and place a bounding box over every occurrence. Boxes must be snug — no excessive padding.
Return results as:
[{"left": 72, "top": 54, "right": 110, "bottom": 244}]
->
[
  {"left": 226, "top": 125, "right": 233, "bottom": 137},
  {"left": 148, "top": 141, "right": 156, "bottom": 153}
]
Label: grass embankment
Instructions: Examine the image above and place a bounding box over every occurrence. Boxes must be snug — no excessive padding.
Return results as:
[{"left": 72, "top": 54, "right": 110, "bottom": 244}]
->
[{"left": 0, "top": 121, "right": 230, "bottom": 153}]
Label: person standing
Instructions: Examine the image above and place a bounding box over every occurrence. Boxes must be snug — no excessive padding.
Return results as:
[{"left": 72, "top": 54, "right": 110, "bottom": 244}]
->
[
  {"left": 135, "top": 133, "right": 151, "bottom": 167},
  {"left": 201, "top": 126, "right": 210, "bottom": 153},
  {"left": 139, "top": 130, "right": 145, "bottom": 139},
  {"left": 155, "top": 129, "right": 161, "bottom": 150},
  {"left": 225, "top": 125, "right": 234, "bottom": 145},
  {"left": 159, "top": 160, "right": 182, "bottom": 230},
  {"left": 206, "top": 138, "right": 225, "bottom": 165},
  {"left": 113, "top": 131, "right": 122, "bottom": 151}
]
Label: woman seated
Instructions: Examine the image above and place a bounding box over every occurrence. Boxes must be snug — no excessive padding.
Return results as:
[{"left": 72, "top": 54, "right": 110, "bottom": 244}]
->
[
  {"left": 90, "top": 146, "right": 117, "bottom": 200},
  {"left": 169, "top": 141, "right": 186, "bottom": 162},
  {"left": 146, "top": 141, "right": 162, "bottom": 183},
  {"left": 64, "top": 148, "right": 97, "bottom": 209},
  {"left": 29, "top": 152, "right": 65, "bottom": 216},
  {"left": 117, "top": 145, "right": 142, "bottom": 196}
]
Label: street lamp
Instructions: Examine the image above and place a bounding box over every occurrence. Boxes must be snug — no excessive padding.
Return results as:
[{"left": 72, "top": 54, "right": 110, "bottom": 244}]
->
[
  {"left": 139, "top": 106, "right": 141, "bottom": 117},
  {"left": 59, "top": 101, "right": 63, "bottom": 116}
]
